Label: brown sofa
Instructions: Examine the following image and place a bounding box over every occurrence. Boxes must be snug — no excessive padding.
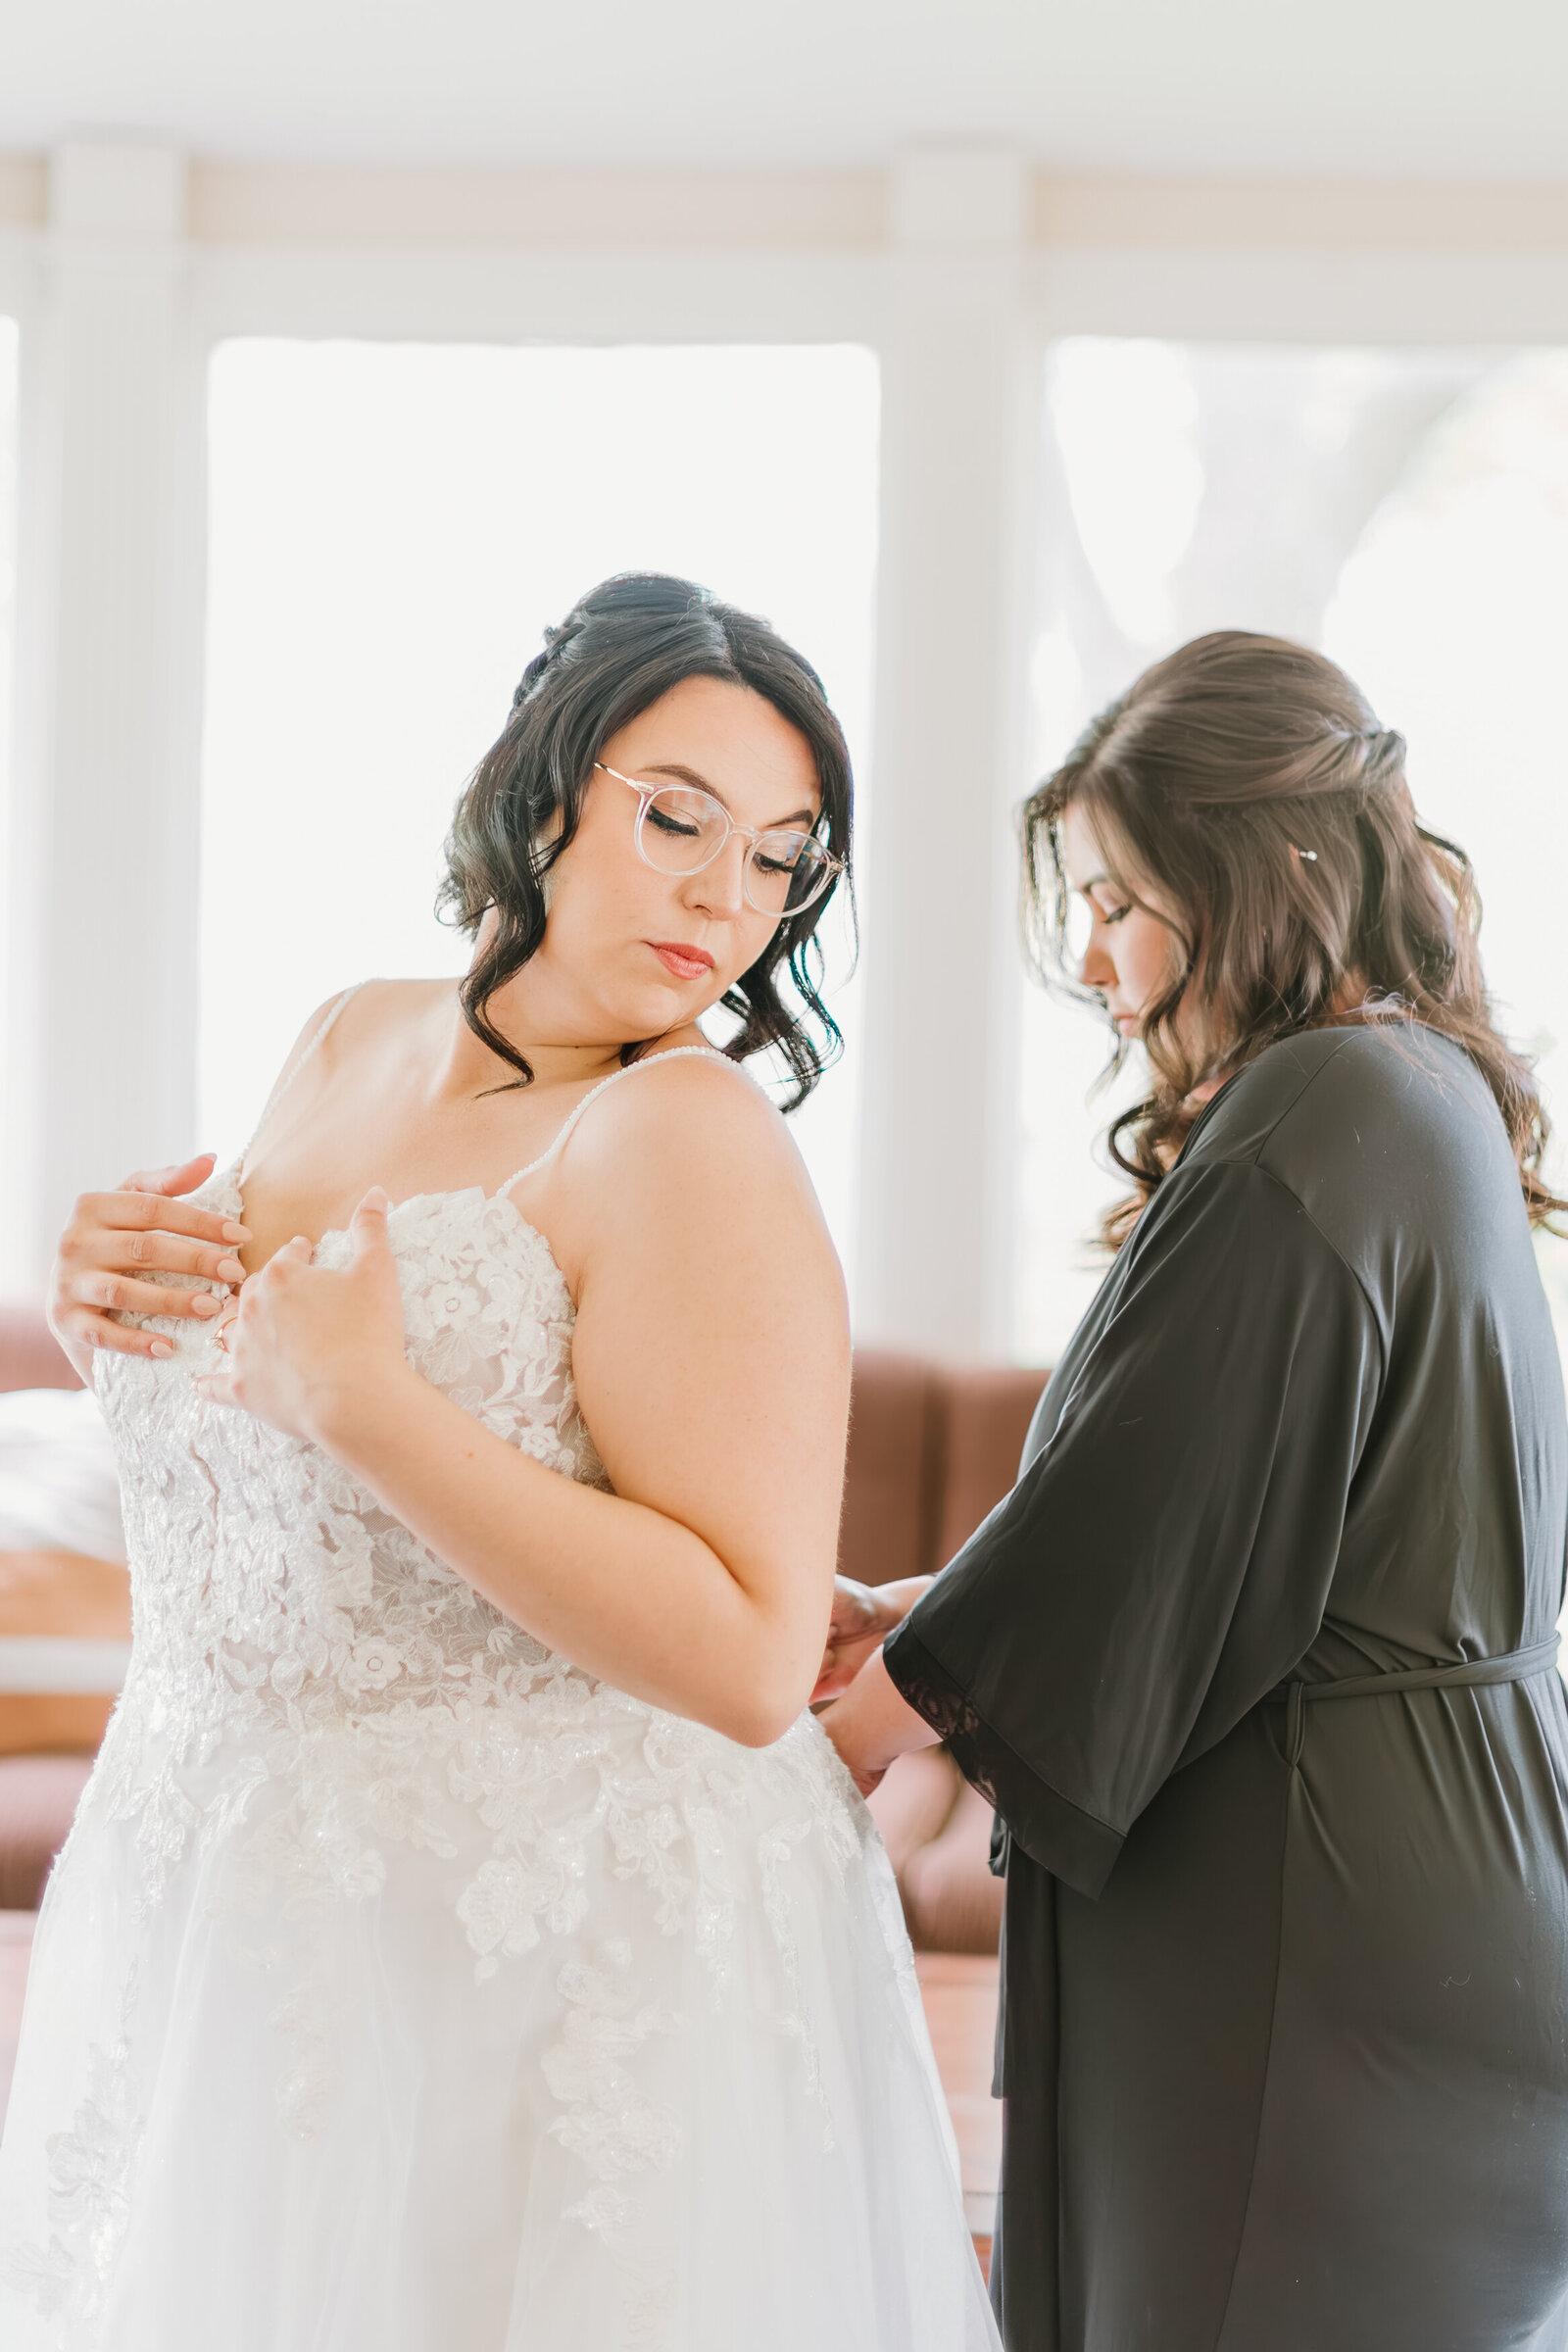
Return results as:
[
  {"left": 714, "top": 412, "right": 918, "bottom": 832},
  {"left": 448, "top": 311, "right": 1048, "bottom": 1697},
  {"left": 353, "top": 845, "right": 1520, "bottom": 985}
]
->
[
  {"left": 0, "top": 1308, "right": 83, "bottom": 1396},
  {"left": 840, "top": 1352, "right": 1047, "bottom": 1950},
  {"left": 838, "top": 1352, "right": 1049, "bottom": 1592},
  {"left": 0, "top": 1307, "right": 1048, "bottom": 1942},
  {"left": 0, "top": 1309, "right": 99, "bottom": 1906}
]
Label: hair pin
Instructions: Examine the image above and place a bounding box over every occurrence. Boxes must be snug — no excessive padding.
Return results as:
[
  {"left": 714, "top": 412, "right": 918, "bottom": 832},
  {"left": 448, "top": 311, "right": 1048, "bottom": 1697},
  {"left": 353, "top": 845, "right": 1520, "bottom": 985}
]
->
[{"left": 1290, "top": 845, "right": 1319, "bottom": 863}]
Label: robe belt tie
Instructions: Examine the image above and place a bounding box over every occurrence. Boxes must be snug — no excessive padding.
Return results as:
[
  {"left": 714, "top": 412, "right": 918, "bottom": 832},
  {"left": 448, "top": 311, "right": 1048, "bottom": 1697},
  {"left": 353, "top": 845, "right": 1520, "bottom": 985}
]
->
[{"left": 1278, "top": 1636, "right": 1560, "bottom": 1768}]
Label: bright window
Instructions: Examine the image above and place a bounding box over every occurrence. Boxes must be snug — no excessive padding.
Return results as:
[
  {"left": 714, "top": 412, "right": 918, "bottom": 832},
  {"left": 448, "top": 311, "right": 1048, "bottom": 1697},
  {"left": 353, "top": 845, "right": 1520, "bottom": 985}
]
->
[
  {"left": 0, "top": 316, "right": 18, "bottom": 1289},
  {"left": 201, "top": 340, "right": 878, "bottom": 1281},
  {"left": 1018, "top": 338, "right": 1568, "bottom": 1363},
  {"left": 0, "top": 318, "right": 13, "bottom": 783}
]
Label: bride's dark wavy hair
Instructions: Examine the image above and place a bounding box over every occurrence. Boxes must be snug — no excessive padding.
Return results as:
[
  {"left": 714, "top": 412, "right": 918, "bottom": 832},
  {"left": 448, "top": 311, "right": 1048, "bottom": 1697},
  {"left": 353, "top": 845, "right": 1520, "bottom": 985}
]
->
[
  {"left": 1024, "top": 630, "right": 1563, "bottom": 1248},
  {"left": 440, "top": 572, "right": 854, "bottom": 1107}
]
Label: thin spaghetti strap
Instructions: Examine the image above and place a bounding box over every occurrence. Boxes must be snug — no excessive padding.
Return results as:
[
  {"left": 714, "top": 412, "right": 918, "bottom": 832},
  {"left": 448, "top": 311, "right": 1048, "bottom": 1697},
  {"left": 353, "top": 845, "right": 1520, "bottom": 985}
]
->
[
  {"left": 498, "top": 1046, "right": 742, "bottom": 1197},
  {"left": 240, "top": 983, "right": 365, "bottom": 1176}
]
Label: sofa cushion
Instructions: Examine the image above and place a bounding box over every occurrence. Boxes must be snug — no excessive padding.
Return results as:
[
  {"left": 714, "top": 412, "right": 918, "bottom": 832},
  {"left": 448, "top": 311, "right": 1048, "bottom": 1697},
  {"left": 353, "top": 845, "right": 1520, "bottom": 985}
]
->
[
  {"left": 899, "top": 1778, "right": 1006, "bottom": 1956},
  {"left": 0, "top": 1548, "right": 131, "bottom": 1756},
  {"left": 868, "top": 1748, "right": 1006, "bottom": 1955},
  {"left": 866, "top": 1745, "right": 962, "bottom": 1880},
  {"left": 837, "top": 1350, "right": 947, "bottom": 1588},
  {"left": 932, "top": 1365, "right": 1050, "bottom": 1567},
  {"left": 0, "top": 1754, "right": 92, "bottom": 1909},
  {"left": 0, "top": 1309, "right": 82, "bottom": 1395}
]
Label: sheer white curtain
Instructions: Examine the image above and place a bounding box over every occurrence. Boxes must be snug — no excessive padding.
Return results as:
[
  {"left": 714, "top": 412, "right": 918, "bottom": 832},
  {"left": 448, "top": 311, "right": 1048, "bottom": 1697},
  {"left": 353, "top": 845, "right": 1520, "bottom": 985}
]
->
[
  {"left": 0, "top": 318, "right": 18, "bottom": 1210},
  {"left": 200, "top": 339, "right": 878, "bottom": 1283}
]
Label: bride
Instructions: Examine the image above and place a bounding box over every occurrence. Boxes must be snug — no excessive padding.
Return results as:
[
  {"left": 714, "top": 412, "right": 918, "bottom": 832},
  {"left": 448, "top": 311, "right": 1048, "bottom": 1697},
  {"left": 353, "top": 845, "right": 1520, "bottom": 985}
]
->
[{"left": 0, "top": 573, "right": 998, "bottom": 2351}]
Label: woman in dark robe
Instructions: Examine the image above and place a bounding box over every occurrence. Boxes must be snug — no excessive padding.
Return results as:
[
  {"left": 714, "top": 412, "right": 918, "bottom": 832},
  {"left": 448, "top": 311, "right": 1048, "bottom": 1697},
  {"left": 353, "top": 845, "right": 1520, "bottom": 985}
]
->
[{"left": 823, "top": 633, "right": 1568, "bottom": 2351}]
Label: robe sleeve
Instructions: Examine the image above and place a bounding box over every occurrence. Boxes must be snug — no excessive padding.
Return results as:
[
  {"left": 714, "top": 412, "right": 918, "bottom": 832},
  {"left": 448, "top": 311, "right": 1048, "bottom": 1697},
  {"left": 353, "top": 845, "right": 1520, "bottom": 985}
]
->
[{"left": 883, "top": 1158, "right": 1384, "bottom": 1898}]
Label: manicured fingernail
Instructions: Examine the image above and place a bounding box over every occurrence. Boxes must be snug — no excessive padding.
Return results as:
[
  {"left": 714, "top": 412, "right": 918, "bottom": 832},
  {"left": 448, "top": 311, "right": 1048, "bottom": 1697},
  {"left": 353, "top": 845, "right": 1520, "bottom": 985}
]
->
[
  {"left": 190, "top": 1293, "right": 220, "bottom": 1317},
  {"left": 149, "top": 1339, "right": 174, "bottom": 1358},
  {"left": 217, "top": 1257, "right": 246, "bottom": 1282},
  {"left": 222, "top": 1222, "right": 250, "bottom": 1242}
]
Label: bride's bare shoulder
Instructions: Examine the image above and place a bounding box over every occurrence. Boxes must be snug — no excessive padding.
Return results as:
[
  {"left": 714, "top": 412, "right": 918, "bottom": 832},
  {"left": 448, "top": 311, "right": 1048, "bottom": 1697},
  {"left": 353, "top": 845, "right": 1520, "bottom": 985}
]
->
[
  {"left": 277, "top": 978, "right": 447, "bottom": 1065},
  {"left": 605, "top": 1048, "right": 788, "bottom": 1151},
  {"left": 560, "top": 1049, "right": 829, "bottom": 1241},
  {"left": 538, "top": 1051, "right": 847, "bottom": 1353},
  {"left": 253, "top": 980, "right": 449, "bottom": 1146}
]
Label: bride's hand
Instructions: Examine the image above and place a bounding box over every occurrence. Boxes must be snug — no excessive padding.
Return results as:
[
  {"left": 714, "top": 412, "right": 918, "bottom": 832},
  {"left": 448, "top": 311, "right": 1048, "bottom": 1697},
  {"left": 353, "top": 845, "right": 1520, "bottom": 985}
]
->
[
  {"left": 49, "top": 1154, "right": 251, "bottom": 1373},
  {"left": 194, "top": 1190, "right": 408, "bottom": 1443},
  {"left": 811, "top": 1575, "right": 933, "bottom": 1704}
]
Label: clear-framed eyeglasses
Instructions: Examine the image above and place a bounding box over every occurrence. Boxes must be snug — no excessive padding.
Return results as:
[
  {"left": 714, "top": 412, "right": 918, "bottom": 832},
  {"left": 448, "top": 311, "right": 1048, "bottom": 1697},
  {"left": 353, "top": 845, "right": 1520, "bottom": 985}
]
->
[{"left": 596, "top": 763, "right": 844, "bottom": 918}]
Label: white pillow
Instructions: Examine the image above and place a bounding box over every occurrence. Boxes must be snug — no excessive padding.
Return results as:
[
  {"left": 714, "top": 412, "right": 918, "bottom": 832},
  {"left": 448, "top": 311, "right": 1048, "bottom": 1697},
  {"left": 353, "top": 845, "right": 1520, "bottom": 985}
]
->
[{"left": 0, "top": 1389, "right": 126, "bottom": 1563}]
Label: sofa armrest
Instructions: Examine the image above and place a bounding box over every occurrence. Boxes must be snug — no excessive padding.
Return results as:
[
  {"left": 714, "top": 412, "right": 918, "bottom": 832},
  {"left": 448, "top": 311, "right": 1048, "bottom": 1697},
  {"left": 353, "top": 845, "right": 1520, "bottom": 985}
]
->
[{"left": 0, "top": 1308, "right": 82, "bottom": 1396}]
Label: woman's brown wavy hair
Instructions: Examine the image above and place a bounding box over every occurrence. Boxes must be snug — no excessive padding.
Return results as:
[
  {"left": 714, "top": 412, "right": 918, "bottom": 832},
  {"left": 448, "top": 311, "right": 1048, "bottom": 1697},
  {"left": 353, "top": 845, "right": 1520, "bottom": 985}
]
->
[{"left": 1023, "top": 630, "right": 1563, "bottom": 1250}]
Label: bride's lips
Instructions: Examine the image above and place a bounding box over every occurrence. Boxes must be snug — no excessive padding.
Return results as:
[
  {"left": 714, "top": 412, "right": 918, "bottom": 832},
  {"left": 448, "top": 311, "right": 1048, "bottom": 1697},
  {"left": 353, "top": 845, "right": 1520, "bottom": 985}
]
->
[{"left": 649, "top": 941, "right": 715, "bottom": 982}]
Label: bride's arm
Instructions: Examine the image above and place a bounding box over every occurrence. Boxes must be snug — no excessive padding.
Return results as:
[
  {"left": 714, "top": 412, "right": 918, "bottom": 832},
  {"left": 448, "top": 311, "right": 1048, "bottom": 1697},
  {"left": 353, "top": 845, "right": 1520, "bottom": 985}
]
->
[
  {"left": 47, "top": 994, "right": 351, "bottom": 1377},
  {"left": 196, "top": 1058, "right": 851, "bottom": 1748}
]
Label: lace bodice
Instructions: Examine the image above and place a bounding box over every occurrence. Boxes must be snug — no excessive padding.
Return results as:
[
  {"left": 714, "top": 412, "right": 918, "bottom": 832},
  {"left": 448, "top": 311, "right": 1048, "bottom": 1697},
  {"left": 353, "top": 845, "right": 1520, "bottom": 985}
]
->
[
  {"left": 85, "top": 1036, "right": 827, "bottom": 1982},
  {"left": 94, "top": 1165, "right": 601, "bottom": 1877}
]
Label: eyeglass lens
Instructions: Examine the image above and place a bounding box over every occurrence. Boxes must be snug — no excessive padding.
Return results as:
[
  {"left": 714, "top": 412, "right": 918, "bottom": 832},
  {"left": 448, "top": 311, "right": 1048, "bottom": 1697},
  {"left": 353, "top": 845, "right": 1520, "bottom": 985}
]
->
[{"left": 639, "top": 785, "right": 834, "bottom": 914}]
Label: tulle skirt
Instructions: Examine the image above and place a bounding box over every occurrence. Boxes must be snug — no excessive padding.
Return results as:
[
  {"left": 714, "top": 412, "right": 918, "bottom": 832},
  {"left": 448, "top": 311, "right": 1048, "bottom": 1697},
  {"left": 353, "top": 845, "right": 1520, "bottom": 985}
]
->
[{"left": 0, "top": 1708, "right": 998, "bottom": 2351}]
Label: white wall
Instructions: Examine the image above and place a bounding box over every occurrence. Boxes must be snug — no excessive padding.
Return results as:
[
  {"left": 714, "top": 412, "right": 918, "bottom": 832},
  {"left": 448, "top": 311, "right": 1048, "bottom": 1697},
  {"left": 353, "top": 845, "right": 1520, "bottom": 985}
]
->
[{"left": 9, "top": 146, "right": 1568, "bottom": 1349}]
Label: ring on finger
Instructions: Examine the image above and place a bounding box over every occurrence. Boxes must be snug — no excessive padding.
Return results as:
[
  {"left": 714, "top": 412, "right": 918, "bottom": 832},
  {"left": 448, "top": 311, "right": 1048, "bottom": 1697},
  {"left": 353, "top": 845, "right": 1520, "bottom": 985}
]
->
[{"left": 215, "top": 1317, "right": 237, "bottom": 1353}]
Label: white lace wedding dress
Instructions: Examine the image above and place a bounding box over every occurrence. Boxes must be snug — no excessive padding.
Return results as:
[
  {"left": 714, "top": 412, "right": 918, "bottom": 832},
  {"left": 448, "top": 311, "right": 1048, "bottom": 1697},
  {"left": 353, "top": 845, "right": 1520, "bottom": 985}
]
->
[{"left": 0, "top": 1024, "right": 999, "bottom": 2352}]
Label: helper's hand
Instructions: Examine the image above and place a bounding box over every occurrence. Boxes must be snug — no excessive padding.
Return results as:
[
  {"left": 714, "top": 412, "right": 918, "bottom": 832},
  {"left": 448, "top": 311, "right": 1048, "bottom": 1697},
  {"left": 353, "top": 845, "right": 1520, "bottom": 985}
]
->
[
  {"left": 812, "top": 1574, "right": 933, "bottom": 1704},
  {"left": 819, "top": 1646, "right": 942, "bottom": 1797},
  {"left": 49, "top": 1154, "right": 251, "bottom": 1375},
  {"left": 194, "top": 1190, "right": 409, "bottom": 1446}
]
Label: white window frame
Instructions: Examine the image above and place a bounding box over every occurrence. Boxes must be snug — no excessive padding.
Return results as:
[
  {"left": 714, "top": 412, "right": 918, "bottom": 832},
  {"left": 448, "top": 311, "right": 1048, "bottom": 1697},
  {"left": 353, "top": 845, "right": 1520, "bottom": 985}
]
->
[{"left": 6, "top": 147, "right": 1568, "bottom": 1348}]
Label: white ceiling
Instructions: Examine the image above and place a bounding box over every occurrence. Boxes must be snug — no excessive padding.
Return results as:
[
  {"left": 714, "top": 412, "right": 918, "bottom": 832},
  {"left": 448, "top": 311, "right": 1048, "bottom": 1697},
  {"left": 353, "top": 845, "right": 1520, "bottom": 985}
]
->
[{"left": 2, "top": 0, "right": 1566, "bottom": 180}]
